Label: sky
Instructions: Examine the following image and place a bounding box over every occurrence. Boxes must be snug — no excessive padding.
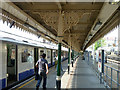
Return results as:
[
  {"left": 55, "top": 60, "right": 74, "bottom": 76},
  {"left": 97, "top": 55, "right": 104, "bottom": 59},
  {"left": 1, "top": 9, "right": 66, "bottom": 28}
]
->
[{"left": 104, "top": 26, "right": 118, "bottom": 39}]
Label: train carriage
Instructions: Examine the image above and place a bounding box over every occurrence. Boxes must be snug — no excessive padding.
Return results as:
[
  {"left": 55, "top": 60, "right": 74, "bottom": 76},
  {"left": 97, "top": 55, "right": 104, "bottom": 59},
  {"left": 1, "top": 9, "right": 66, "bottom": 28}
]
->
[{"left": 0, "top": 37, "right": 68, "bottom": 89}]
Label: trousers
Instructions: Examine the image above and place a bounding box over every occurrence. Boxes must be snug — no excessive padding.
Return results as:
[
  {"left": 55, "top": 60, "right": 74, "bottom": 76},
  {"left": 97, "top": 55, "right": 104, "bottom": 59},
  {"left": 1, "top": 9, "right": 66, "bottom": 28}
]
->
[{"left": 36, "top": 71, "right": 47, "bottom": 88}]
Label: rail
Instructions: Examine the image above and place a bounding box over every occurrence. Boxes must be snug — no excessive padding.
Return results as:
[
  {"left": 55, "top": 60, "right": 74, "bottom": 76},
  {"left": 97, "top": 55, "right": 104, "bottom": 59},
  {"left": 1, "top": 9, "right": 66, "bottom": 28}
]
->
[
  {"left": 84, "top": 54, "right": 120, "bottom": 89},
  {"left": 107, "top": 56, "right": 120, "bottom": 61},
  {"left": 104, "top": 65, "right": 120, "bottom": 89}
]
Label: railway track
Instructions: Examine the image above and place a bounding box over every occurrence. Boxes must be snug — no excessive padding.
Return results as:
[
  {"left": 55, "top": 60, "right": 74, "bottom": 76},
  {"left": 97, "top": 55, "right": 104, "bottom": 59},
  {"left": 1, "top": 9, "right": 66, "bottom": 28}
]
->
[
  {"left": 107, "top": 59, "right": 120, "bottom": 64},
  {"left": 107, "top": 55, "right": 120, "bottom": 64}
]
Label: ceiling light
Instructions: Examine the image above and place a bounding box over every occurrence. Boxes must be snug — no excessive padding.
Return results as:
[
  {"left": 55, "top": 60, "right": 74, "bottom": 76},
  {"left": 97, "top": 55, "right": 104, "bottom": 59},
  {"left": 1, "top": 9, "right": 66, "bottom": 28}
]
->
[
  {"left": 9, "top": 21, "right": 15, "bottom": 28},
  {"left": 109, "top": 0, "right": 120, "bottom": 5},
  {"left": 45, "top": 34, "right": 51, "bottom": 39},
  {"left": 38, "top": 35, "right": 41, "bottom": 38},
  {"left": 24, "top": 22, "right": 38, "bottom": 31},
  {"left": 89, "top": 34, "right": 92, "bottom": 37},
  {"left": 93, "top": 21, "right": 102, "bottom": 30}
]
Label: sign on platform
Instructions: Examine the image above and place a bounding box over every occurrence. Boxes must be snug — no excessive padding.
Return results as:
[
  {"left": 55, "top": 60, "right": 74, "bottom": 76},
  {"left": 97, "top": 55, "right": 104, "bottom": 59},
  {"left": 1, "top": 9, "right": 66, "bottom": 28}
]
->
[{"left": 98, "top": 51, "right": 102, "bottom": 72}]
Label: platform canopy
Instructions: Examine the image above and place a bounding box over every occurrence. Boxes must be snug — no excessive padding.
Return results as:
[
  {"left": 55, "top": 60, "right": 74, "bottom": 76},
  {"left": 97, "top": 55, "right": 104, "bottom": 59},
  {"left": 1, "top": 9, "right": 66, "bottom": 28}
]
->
[{"left": 0, "top": 0, "right": 120, "bottom": 51}]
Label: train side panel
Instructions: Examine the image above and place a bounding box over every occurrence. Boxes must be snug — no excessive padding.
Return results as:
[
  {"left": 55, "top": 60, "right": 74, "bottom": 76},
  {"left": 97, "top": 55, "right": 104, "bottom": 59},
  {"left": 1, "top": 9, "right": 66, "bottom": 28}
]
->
[
  {"left": 0, "top": 41, "right": 7, "bottom": 89},
  {"left": 18, "top": 45, "right": 34, "bottom": 81},
  {"left": 0, "top": 41, "right": 68, "bottom": 89}
]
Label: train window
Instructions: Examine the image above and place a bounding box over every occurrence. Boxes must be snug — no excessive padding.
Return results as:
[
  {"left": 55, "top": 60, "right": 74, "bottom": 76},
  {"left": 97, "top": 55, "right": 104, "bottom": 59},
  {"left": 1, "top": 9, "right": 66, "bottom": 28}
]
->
[
  {"left": 21, "top": 49, "right": 33, "bottom": 63},
  {"left": 21, "top": 49, "right": 28, "bottom": 62},
  {"left": 47, "top": 50, "right": 50, "bottom": 58},
  {"left": 47, "top": 50, "right": 51, "bottom": 63},
  {"left": 40, "top": 50, "right": 44, "bottom": 56},
  {"left": 27, "top": 53, "right": 33, "bottom": 63},
  {"left": 38, "top": 49, "right": 44, "bottom": 60},
  {"left": 7, "top": 45, "right": 16, "bottom": 67},
  {"left": 11, "top": 49, "right": 15, "bottom": 60},
  {"left": 53, "top": 50, "right": 56, "bottom": 58}
]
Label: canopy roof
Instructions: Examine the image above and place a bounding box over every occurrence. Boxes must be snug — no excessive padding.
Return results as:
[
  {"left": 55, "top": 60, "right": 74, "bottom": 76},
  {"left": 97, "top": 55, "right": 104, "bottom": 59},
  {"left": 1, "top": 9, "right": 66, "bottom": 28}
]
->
[{"left": 0, "top": 1, "right": 120, "bottom": 51}]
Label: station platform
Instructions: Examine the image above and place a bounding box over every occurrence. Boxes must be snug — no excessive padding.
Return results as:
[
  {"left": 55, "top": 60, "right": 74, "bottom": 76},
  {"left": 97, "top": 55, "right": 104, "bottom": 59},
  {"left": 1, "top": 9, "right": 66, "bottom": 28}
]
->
[
  {"left": 15, "top": 56, "right": 105, "bottom": 89},
  {"left": 65, "top": 57, "right": 105, "bottom": 88}
]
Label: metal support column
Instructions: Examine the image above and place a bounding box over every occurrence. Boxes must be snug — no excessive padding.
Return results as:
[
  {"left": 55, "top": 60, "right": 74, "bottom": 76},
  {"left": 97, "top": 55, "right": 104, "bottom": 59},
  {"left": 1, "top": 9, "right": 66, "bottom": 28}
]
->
[
  {"left": 56, "top": 11, "right": 64, "bottom": 89},
  {"left": 102, "top": 50, "right": 104, "bottom": 84},
  {"left": 100, "top": 50, "right": 104, "bottom": 84},
  {"left": 72, "top": 50, "right": 74, "bottom": 67},
  {"left": 88, "top": 52, "right": 89, "bottom": 65},
  {"left": 68, "top": 48, "right": 70, "bottom": 74},
  {"left": 56, "top": 43, "right": 61, "bottom": 89}
]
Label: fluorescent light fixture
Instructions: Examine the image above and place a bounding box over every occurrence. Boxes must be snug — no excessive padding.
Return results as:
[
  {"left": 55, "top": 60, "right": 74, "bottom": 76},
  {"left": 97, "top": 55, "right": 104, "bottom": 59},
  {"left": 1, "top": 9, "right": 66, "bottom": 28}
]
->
[
  {"left": 93, "top": 21, "right": 102, "bottom": 30},
  {"left": 45, "top": 34, "right": 51, "bottom": 39},
  {"left": 38, "top": 35, "right": 41, "bottom": 38},
  {"left": 22, "top": 40, "right": 28, "bottom": 43},
  {"left": 109, "top": 0, "right": 120, "bottom": 5},
  {"left": 89, "top": 34, "right": 92, "bottom": 37},
  {"left": 24, "top": 23, "right": 38, "bottom": 31},
  {"left": 9, "top": 21, "right": 15, "bottom": 28}
]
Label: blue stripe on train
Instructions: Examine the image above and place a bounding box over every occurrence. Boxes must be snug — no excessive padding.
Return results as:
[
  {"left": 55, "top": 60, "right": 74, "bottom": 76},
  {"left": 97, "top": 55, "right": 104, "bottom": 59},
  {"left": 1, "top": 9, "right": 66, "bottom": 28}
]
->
[
  {"left": 19, "top": 69, "right": 34, "bottom": 81},
  {"left": 0, "top": 78, "right": 6, "bottom": 90},
  {"left": 0, "top": 57, "right": 68, "bottom": 89}
]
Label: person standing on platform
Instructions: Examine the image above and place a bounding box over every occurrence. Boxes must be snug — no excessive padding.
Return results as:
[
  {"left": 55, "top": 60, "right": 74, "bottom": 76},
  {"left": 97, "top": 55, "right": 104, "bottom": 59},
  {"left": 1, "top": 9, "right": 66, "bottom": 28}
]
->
[
  {"left": 56, "top": 54, "right": 63, "bottom": 72},
  {"left": 36, "top": 53, "right": 48, "bottom": 89},
  {"left": 54, "top": 54, "right": 58, "bottom": 68}
]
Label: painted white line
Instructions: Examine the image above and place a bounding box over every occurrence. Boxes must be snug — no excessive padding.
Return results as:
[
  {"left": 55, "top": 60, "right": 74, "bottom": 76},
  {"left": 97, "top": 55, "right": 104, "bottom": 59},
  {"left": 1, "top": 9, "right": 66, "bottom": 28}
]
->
[{"left": 12, "top": 76, "right": 35, "bottom": 89}]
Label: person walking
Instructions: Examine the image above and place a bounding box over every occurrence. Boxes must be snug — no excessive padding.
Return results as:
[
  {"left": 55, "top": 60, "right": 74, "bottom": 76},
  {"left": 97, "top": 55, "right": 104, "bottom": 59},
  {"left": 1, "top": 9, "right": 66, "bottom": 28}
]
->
[{"left": 36, "top": 53, "right": 48, "bottom": 89}]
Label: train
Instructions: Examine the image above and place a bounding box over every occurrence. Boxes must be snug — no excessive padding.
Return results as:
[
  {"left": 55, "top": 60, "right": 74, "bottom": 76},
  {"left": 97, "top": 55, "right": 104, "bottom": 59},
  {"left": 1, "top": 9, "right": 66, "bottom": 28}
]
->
[{"left": 0, "top": 37, "right": 68, "bottom": 89}]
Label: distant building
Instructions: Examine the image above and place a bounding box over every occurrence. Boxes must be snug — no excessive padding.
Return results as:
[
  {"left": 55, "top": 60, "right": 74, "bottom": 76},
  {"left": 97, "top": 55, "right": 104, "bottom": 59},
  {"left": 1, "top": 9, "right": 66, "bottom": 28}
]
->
[{"left": 104, "top": 37, "right": 118, "bottom": 47}]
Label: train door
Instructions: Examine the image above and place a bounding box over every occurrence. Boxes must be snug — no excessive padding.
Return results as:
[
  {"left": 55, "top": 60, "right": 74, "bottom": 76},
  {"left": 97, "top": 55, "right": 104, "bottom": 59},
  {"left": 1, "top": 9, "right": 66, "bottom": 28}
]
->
[
  {"left": 7, "top": 44, "right": 17, "bottom": 86},
  {"left": 34, "top": 48, "right": 38, "bottom": 72},
  {"left": 34, "top": 48, "right": 38, "bottom": 64}
]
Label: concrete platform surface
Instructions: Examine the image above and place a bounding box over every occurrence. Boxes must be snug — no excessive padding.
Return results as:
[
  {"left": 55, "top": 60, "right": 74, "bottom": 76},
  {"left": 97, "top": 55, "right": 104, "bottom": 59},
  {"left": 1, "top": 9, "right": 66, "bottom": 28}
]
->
[
  {"left": 16, "top": 60, "right": 68, "bottom": 89},
  {"left": 68, "top": 57, "right": 105, "bottom": 88},
  {"left": 15, "top": 56, "right": 105, "bottom": 89}
]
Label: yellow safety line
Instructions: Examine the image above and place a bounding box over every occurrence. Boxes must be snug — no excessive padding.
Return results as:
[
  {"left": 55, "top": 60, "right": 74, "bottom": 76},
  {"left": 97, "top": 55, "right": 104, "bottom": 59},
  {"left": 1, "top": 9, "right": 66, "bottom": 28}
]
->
[
  {"left": 16, "top": 78, "right": 34, "bottom": 90},
  {"left": 16, "top": 67, "right": 54, "bottom": 89}
]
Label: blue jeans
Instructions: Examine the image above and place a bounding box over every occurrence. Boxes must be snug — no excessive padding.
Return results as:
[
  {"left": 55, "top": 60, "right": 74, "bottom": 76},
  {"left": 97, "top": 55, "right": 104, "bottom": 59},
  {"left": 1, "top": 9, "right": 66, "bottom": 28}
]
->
[{"left": 36, "top": 71, "right": 47, "bottom": 88}]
